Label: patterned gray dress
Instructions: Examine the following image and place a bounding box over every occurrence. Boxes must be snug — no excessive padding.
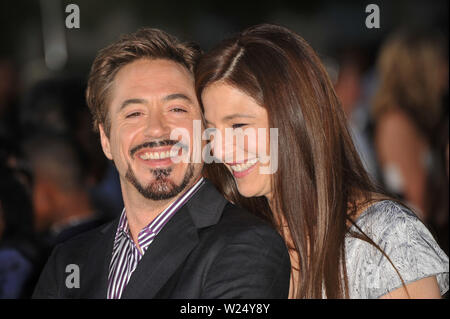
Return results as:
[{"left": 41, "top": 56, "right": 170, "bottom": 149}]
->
[{"left": 345, "top": 200, "right": 449, "bottom": 298}]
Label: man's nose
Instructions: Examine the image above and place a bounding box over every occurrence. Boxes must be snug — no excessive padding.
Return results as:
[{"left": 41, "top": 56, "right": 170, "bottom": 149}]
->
[{"left": 144, "top": 112, "right": 170, "bottom": 138}]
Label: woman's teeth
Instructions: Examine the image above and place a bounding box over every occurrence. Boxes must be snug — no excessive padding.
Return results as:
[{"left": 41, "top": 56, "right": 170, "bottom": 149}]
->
[
  {"left": 139, "top": 150, "right": 178, "bottom": 160},
  {"left": 230, "top": 158, "right": 258, "bottom": 172}
]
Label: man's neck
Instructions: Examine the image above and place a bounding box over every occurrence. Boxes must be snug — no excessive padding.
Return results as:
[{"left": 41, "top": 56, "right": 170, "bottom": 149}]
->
[
  {"left": 122, "top": 190, "right": 175, "bottom": 246},
  {"left": 120, "top": 177, "right": 201, "bottom": 247}
]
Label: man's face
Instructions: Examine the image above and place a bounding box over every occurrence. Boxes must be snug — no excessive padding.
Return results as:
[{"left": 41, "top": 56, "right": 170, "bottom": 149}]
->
[{"left": 99, "top": 58, "right": 203, "bottom": 201}]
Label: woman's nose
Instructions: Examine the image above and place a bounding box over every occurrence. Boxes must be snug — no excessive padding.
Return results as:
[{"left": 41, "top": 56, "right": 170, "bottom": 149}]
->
[{"left": 209, "top": 128, "right": 237, "bottom": 163}]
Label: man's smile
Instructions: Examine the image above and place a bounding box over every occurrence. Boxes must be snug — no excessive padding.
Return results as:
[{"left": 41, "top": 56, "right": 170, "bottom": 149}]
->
[{"left": 134, "top": 146, "right": 179, "bottom": 169}]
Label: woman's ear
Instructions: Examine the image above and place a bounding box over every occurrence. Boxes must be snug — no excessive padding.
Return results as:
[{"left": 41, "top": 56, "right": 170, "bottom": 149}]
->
[{"left": 99, "top": 124, "right": 113, "bottom": 160}]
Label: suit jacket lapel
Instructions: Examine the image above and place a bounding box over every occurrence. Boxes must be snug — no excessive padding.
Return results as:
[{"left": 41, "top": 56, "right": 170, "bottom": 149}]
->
[
  {"left": 120, "top": 180, "right": 228, "bottom": 299},
  {"left": 80, "top": 218, "right": 118, "bottom": 298},
  {"left": 120, "top": 205, "right": 198, "bottom": 299}
]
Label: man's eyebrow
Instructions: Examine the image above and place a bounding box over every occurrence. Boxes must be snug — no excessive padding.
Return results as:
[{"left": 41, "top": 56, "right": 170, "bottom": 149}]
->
[
  {"left": 162, "top": 93, "right": 193, "bottom": 103},
  {"left": 119, "top": 98, "right": 148, "bottom": 112},
  {"left": 118, "top": 94, "right": 192, "bottom": 112}
]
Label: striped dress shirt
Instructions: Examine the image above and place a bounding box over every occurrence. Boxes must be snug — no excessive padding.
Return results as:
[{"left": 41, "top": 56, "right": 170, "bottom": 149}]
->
[{"left": 107, "top": 177, "right": 205, "bottom": 299}]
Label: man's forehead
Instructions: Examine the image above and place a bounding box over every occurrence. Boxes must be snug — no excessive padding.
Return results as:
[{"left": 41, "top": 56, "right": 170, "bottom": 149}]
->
[
  {"left": 111, "top": 59, "right": 196, "bottom": 103},
  {"left": 115, "top": 58, "right": 193, "bottom": 83}
]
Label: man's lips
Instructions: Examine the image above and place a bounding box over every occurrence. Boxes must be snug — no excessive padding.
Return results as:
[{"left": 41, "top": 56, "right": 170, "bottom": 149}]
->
[{"left": 129, "top": 140, "right": 181, "bottom": 158}]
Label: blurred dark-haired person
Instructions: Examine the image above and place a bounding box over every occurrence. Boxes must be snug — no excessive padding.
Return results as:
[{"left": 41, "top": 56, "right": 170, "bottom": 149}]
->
[
  {"left": 20, "top": 77, "right": 124, "bottom": 221},
  {"left": 0, "top": 164, "right": 40, "bottom": 298},
  {"left": 0, "top": 58, "right": 20, "bottom": 142},
  {"left": 32, "top": 28, "right": 290, "bottom": 299},
  {"left": 22, "top": 134, "right": 105, "bottom": 248},
  {"left": 197, "top": 24, "right": 448, "bottom": 298},
  {"left": 373, "top": 30, "right": 448, "bottom": 223}
]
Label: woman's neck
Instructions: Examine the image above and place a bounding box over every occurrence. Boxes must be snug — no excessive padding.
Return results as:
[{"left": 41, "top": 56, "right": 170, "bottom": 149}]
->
[{"left": 265, "top": 195, "right": 300, "bottom": 299}]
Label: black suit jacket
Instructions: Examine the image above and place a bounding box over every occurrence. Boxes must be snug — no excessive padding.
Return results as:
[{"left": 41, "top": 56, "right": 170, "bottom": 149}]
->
[{"left": 32, "top": 180, "right": 291, "bottom": 299}]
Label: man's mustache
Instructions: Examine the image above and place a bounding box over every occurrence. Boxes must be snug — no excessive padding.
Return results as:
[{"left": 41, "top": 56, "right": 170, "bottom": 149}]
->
[{"left": 130, "top": 140, "right": 188, "bottom": 157}]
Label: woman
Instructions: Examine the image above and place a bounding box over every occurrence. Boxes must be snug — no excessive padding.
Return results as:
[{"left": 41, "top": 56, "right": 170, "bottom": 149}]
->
[
  {"left": 196, "top": 24, "right": 448, "bottom": 298},
  {"left": 0, "top": 155, "right": 41, "bottom": 298}
]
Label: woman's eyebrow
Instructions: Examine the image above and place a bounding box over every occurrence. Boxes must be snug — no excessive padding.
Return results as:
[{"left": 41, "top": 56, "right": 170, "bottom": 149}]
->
[
  {"left": 222, "top": 113, "right": 256, "bottom": 121},
  {"left": 205, "top": 114, "right": 256, "bottom": 125}
]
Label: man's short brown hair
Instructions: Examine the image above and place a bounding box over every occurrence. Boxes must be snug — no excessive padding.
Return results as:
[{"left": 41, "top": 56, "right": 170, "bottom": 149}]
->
[{"left": 86, "top": 28, "right": 201, "bottom": 137}]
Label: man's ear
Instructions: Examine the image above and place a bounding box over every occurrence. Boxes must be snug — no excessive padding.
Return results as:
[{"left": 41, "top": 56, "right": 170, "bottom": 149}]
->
[{"left": 99, "top": 124, "right": 113, "bottom": 160}]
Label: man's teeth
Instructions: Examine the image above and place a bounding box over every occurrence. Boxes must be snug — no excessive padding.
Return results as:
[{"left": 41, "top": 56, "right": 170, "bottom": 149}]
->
[
  {"left": 230, "top": 158, "right": 258, "bottom": 172},
  {"left": 139, "top": 150, "right": 178, "bottom": 160}
]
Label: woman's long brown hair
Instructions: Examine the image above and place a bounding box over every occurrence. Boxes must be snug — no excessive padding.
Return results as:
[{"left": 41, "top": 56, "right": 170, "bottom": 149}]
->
[{"left": 196, "top": 24, "right": 406, "bottom": 298}]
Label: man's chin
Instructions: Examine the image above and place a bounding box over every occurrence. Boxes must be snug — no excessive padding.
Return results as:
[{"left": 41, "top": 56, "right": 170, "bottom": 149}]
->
[
  {"left": 125, "top": 164, "right": 195, "bottom": 201},
  {"left": 128, "top": 174, "right": 180, "bottom": 201},
  {"left": 140, "top": 180, "right": 181, "bottom": 200}
]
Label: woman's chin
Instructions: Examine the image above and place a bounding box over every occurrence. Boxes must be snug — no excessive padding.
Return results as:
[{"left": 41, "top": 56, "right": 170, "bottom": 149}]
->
[{"left": 235, "top": 182, "right": 266, "bottom": 198}]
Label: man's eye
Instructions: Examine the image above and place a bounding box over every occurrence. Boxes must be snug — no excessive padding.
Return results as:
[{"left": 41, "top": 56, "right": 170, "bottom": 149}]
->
[
  {"left": 171, "top": 107, "right": 187, "bottom": 113},
  {"left": 126, "top": 112, "right": 141, "bottom": 118},
  {"left": 232, "top": 123, "right": 247, "bottom": 129}
]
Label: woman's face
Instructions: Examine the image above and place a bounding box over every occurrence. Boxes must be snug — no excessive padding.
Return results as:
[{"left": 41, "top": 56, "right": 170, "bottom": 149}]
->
[{"left": 202, "top": 82, "right": 274, "bottom": 198}]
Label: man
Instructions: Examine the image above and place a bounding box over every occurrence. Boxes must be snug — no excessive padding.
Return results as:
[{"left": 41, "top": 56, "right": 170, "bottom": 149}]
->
[{"left": 32, "top": 28, "right": 290, "bottom": 299}]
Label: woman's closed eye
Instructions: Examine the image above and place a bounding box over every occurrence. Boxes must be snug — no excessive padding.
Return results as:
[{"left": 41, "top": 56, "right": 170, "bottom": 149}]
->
[{"left": 232, "top": 123, "right": 247, "bottom": 129}]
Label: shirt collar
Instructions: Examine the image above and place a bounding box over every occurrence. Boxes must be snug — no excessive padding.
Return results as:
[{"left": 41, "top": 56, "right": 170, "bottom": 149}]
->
[{"left": 114, "top": 177, "right": 205, "bottom": 244}]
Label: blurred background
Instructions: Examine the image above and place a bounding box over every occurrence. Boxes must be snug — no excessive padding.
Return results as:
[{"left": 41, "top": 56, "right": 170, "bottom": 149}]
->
[{"left": 0, "top": 0, "right": 448, "bottom": 298}]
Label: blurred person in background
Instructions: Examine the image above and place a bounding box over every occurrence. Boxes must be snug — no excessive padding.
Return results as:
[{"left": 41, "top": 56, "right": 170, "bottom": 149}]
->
[
  {"left": 431, "top": 93, "right": 449, "bottom": 254},
  {"left": 0, "top": 155, "right": 41, "bottom": 298},
  {"left": 20, "top": 78, "right": 124, "bottom": 221},
  {"left": 0, "top": 58, "right": 21, "bottom": 143},
  {"left": 334, "top": 48, "right": 379, "bottom": 181},
  {"left": 373, "top": 30, "right": 448, "bottom": 252},
  {"left": 22, "top": 134, "right": 106, "bottom": 248}
]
